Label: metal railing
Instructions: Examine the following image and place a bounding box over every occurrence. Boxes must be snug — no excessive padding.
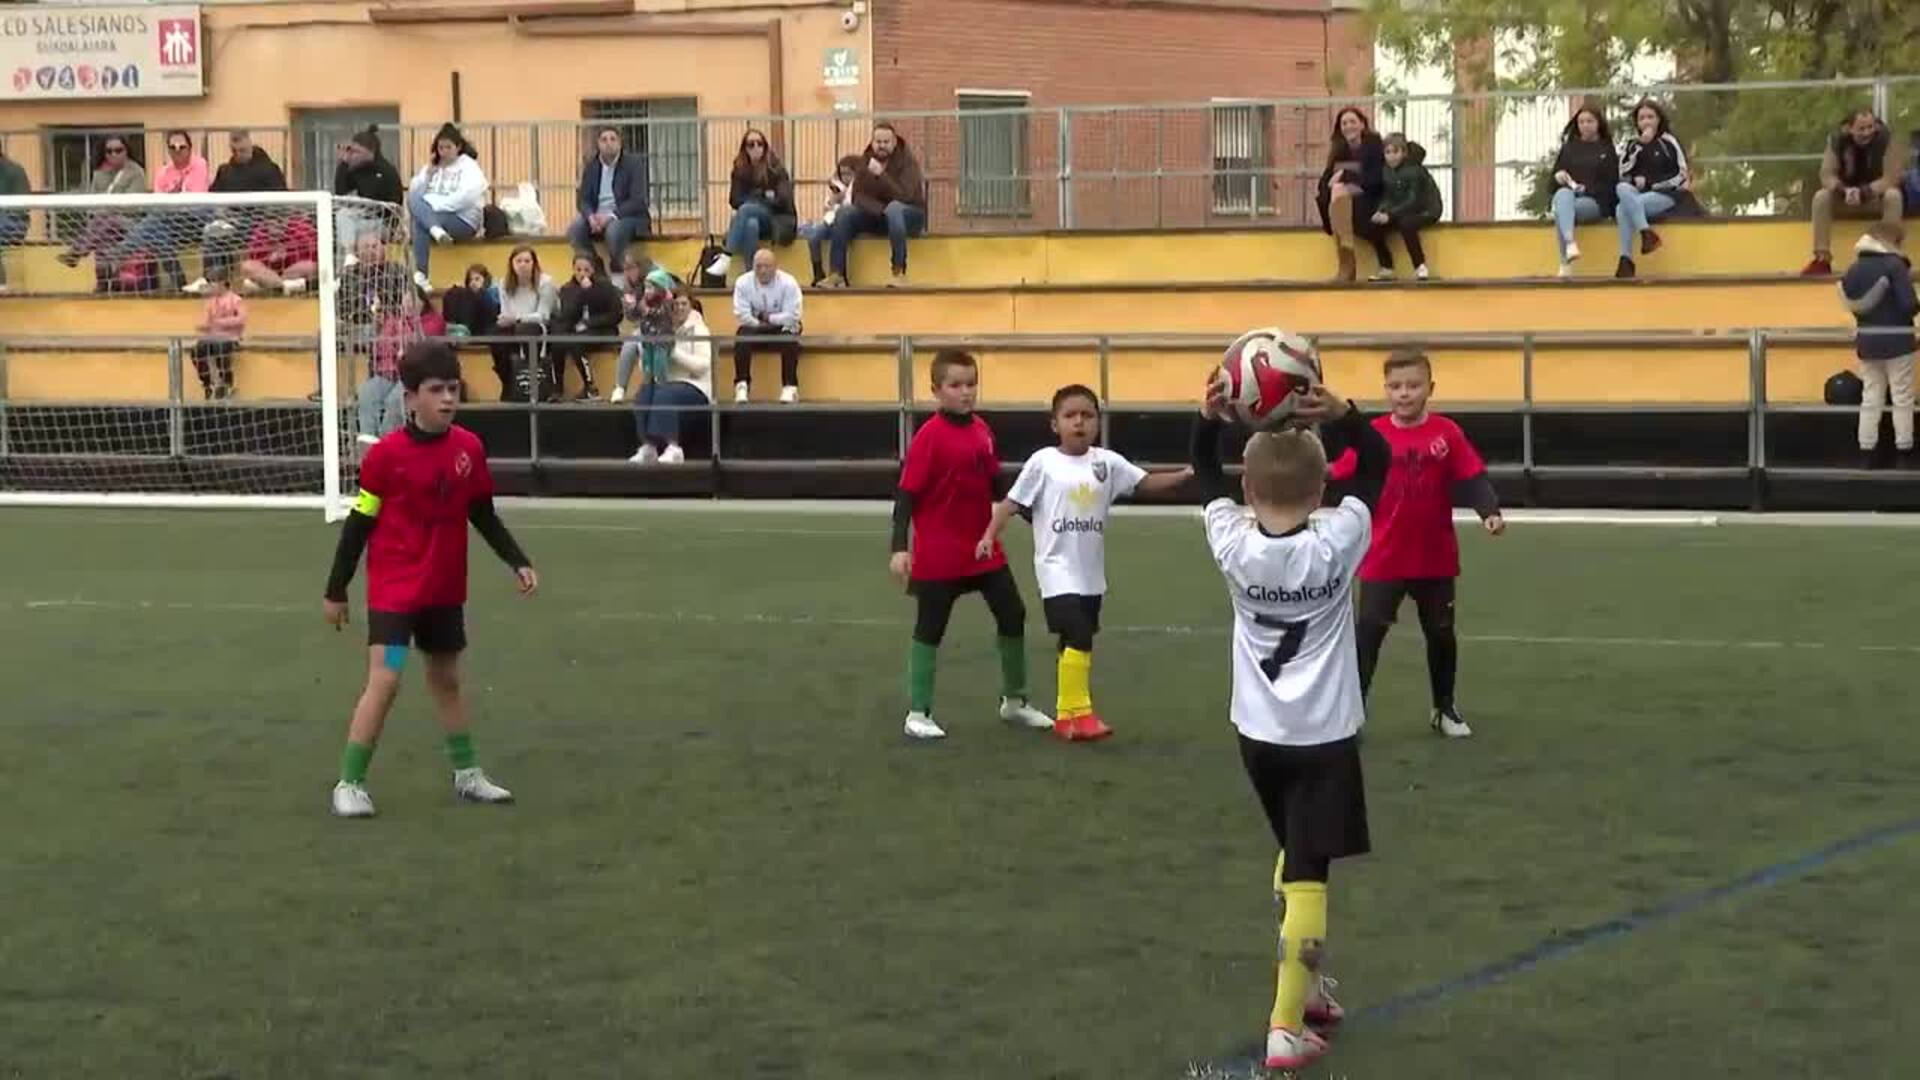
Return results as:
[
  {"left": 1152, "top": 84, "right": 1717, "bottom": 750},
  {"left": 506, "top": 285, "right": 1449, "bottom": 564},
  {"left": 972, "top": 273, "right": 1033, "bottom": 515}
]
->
[
  {"left": 0, "top": 328, "right": 1880, "bottom": 478},
  {"left": 2, "top": 75, "right": 1915, "bottom": 235}
]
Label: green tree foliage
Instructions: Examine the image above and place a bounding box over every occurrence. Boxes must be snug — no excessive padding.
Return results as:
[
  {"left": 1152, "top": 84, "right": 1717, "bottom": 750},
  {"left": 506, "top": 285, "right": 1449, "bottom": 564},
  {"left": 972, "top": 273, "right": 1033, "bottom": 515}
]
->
[{"left": 1368, "top": 0, "right": 1920, "bottom": 216}]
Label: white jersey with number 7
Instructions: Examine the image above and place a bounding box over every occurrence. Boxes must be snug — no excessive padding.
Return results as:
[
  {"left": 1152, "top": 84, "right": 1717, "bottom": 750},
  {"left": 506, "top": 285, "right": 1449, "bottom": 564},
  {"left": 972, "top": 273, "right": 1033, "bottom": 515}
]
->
[{"left": 1203, "top": 495, "right": 1371, "bottom": 747}]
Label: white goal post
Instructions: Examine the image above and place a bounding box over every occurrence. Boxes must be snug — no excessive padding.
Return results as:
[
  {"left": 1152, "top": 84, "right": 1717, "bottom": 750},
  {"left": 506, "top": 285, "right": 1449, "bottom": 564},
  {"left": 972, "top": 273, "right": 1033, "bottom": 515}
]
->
[{"left": 0, "top": 189, "right": 415, "bottom": 521}]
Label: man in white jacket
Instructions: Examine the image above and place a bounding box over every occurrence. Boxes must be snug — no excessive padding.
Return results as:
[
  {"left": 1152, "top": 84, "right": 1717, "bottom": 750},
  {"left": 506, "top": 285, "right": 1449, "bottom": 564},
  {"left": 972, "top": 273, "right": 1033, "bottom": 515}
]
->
[
  {"left": 407, "top": 124, "right": 490, "bottom": 289},
  {"left": 730, "top": 248, "right": 804, "bottom": 404}
]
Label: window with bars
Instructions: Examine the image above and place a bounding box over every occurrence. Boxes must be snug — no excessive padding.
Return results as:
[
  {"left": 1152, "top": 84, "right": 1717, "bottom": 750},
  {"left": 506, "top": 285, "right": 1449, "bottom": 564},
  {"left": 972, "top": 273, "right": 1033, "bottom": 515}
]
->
[
  {"left": 1211, "top": 103, "right": 1274, "bottom": 215},
  {"left": 958, "top": 92, "right": 1031, "bottom": 217},
  {"left": 581, "top": 97, "right": 701, "bottom": 220}
]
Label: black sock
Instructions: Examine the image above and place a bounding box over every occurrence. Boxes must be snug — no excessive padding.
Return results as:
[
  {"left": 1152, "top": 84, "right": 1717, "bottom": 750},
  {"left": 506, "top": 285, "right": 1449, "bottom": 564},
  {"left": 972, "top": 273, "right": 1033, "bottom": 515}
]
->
[{"left": 1425, "top": 627, "right": 1457, "bottom": 710}]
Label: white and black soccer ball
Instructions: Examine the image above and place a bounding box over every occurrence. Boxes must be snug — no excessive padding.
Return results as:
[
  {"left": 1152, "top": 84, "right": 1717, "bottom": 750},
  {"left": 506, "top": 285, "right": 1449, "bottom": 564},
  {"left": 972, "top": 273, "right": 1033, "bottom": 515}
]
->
[{"left": 1219, "top": 327, "right": 1322, "bottom": 429}]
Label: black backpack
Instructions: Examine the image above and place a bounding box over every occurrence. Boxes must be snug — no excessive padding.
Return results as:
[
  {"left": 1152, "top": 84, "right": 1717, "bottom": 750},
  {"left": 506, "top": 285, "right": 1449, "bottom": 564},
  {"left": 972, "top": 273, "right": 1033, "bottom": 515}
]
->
[
  {"left": 692, "top": 235, "right": 728, "bottom": 289},
  {"left": 1825, "top": 370, "right": 1864, "bottom": 406}
]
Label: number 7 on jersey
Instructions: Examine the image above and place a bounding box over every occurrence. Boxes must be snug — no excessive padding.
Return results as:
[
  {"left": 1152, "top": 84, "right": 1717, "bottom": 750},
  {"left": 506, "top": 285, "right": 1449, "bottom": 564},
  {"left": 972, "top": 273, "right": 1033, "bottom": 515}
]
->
[{"left": 1253, "top": 614, "right": 1306, "bottom": 681}]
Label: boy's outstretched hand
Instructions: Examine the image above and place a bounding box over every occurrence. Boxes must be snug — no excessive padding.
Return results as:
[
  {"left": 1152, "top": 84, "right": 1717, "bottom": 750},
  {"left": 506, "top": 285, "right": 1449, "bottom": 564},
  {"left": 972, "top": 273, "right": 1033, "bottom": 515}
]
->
[
  {"left": 323, "top": 599, "right": 349, "bottom": 631},
  {"left": 514, "top": 566, "right": 540, "bottom": 596}
]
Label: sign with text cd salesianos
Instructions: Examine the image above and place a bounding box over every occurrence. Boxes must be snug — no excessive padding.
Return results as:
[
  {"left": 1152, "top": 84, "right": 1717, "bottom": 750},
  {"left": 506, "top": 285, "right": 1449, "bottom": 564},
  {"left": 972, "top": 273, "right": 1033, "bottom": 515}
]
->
[{"left": 1, "top": 4, "right": 204, "bottom": 100}]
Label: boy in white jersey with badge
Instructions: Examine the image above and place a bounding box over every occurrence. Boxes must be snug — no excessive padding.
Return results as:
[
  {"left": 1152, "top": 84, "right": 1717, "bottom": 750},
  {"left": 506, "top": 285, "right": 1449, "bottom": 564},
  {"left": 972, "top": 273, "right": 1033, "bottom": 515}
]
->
[
  {"left": 1192, "top": 370, "right": 1389, "bottom": 1072},
  {"left": 977, "top": 385, "right": 1190, "bottom": 741}
]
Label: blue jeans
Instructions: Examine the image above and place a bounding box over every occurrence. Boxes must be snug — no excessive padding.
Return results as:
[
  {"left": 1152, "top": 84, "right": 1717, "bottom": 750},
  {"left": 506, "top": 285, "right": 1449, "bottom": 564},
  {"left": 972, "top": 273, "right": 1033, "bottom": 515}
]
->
[
  {"left": 407, "top": 189, "right": 479, "bottom": 275},
  {"left": 358, "top": 374, "right": 406, "bottom": 437},
  {"left": 798, "top": 221, "right": 830, "bottom": 280},
  {"left": 1551, "top": 188, "right": 1603, "bottom": 261},
  {"left": 829, "top": 201, "right": 926, "bottom": 276},
  {"left": 1613, "top": 183, "right": 1676, "bottom": 256},
  {"left": 567, "top": 212, "right": 648, "bottom": 273},
  {"left": 0, "top": 211, "right": 24, "bottom": 286},
  {"left": 115, "top": 207, "right": 210, "bottom": 286},
  {"left": 634, "top": 380, "right": 709, "bottom": 448},
  {"left": 725, "top": 202, "right": 776, "bottom": 258}
]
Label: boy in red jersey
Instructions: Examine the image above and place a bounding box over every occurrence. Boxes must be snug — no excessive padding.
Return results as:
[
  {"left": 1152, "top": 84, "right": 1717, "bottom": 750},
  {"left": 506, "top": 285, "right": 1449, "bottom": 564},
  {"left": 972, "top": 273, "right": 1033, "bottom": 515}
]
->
[
  {"left": 1351, "top": 348, "right": 1504, "bottom": 738},
  {"left": 322, "top": 341, "right": 538, "bottom": 817},
  {"left": 888, "top": 349, "right": 1052, "bottom": 740}
]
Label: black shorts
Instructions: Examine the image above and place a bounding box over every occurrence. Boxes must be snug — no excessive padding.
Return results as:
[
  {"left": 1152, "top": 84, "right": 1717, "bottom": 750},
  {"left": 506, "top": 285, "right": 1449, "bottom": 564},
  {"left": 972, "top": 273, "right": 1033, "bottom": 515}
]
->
[
  {"left": 1358, "top": 577, "right": 1456, "bottom": 628},
  {"left": 1042, "top": 593, "right": 1103, "bottom": 643},
  {"left": 909, "top": 566, "right": 1026, "bottom": 644},
  {"left": 1238, "top": 734, "right": 1370, "bottom": 862},
  {"left": 367, "top": 606, "right": 467, "bottom": 655}
]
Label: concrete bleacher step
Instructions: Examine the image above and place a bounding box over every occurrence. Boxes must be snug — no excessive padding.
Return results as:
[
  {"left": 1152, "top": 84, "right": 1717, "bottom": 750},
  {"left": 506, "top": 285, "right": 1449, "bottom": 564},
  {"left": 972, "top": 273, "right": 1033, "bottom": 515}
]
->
[{"left": 0, "top": 217, "right": 1873, "bottom": 293}]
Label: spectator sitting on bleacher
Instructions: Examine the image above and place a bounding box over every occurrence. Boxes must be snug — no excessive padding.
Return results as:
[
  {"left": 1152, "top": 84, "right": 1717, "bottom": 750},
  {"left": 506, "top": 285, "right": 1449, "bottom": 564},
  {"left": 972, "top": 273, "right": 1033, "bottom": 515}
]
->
[
  {"left": 707, "top": 129, "right": 797, "bottom": 280},
  {"left": 612, "top": 267, "right": 676, "bottom": 404},
  {"left": 1613, "top": 100, "right": 1695, "bottom": 279},
  {"left": 799, "top": 155, "right": 861, "bottom": 286},
  {"left": 629, "top": 285, "right": 713, "bottom": 465},
  {"left": 826, "top": 122, "right": 927, "bottom": 288},
  {"left": 731, "top": 248, "right": 803, "bottom": 404},
  {"left": 549, "top": 253, "right": 620, "bottom": 402},
  {"left": 1550, "top": 106, "right": 1621, "bottom": 279},
  {"left": 567, "top": 127, "right": 651, "bottom": 275},
  {"left": 1316, "top": 107, "right": 1387, "bottom": 284},
  {"left": 1841, "top": 222, "right": 1919, "bottom": 468},
  {"left": 408, "top": 123, "right": 490, "bottom": 291},
  {"left": 617, "top": 257, "right": 659, "bottom": 319},
  {"left": 231, "top": 211, "right": 318, "bottom": 296},
  {"left": 58, "top": 137, "right": 147, "bottom": 271},
  {"left": 491, "top": 244, "right": 555, "bottom": 403},
  {"left": 336, "top": 230, "right": 410, "bottom": 374},
  {"left": 0, "top": 145, "right": 27, "bottom": 294},
  {"left": 1804, "top": 110, "right": 1906, "bottom": 277},
  {"left": 1368, "top": 134, "right": 1441, "bottom": 282},
  {"left": 109, "top": 130, "right": 208, "bottom": 292},
  {"left": 442, "top": 263, "right": 500, "bottom": 339},
  {"left": 198, "top": 131, "right": 289, "bottom": 287},
  {"left": 191, "top": 264, "right": 245, "bottom": 400},
  {"left": 333, "top": 127, "right": 404, "bottom": 249},
  {"left": 359, "top": 284, "right": 447, "bottom": 441}
]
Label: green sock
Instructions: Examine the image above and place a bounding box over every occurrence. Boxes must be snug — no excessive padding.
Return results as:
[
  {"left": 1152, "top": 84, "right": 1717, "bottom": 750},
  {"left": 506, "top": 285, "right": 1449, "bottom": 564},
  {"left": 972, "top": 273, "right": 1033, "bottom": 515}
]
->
[
  {"left": 445, "top": 732, "right": 475, "bottom": 770},
  {"left": 340, "top": 741, "right": 375, "bottom": 785},
  {"left": 908, "top": 640, "right": 938, "bottom": 713},
  {"left": 997, "top": 635, "right": 1028, "bottom": 700}
]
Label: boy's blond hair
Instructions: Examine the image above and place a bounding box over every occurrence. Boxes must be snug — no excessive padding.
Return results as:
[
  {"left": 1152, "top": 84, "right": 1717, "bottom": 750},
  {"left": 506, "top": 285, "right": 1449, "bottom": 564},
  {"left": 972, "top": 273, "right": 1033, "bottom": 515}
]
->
[
  {"left": 1242, "top": 428, "right": 1327, "bottom": 510},
  {"left": 1867, "top": 221, "right": 1907, "bottom": 249}
]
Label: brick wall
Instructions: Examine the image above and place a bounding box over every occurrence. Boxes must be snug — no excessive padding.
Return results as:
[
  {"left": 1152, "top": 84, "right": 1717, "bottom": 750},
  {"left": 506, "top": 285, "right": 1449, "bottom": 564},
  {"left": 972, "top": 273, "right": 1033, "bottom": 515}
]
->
[{"left": 872, "top": 0, "right": 1373, "bottom": 230}]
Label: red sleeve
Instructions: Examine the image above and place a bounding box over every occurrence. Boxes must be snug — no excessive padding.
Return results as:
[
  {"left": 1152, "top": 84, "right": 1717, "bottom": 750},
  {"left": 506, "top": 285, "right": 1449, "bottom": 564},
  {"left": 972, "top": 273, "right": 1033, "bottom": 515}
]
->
[
  {"left": 1446, "top": 419, "right": 1486, "bottom": 480},
  {"left": 359, "top": 440, "right": 392, "bottom": 497},
  {"left": 245, "top": 224, "right": 273, "bottom": 264},
  {"left": 289, "top": 218, "right": 318, "bottom": 265},
  {"left": 1327, "top": 447, "right": 1358, "bottom": 481},
  {"left": 898, "top": 424, "right": 933, "bottom": 495}
]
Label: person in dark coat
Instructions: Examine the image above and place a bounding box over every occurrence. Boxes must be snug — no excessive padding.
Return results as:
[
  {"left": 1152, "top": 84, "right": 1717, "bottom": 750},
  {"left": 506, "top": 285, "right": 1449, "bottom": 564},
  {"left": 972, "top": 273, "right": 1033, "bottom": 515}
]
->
[
  {"left": 706, "top": 128, "right": 798, "bottom": 280},
  {"left": 1839, "top": 222, "right": 1920, "bottom": 465},
  {"left": 1316, "top": 106, "right": 1387, "bottom": 283},
  {"left": 567, "top": 127, "right": 652, "bottom": 274},
  {"left": 1367, "top": 133, "right": 1444, "bottom": 281},
  {"left": 1804, "top": 109, "right": 1906, "bottom": 276},
  {"left": 1549, "top": 106, "right": 1620, "bottom": 277},
  {"left": 548, "top": 253, "right": 622, "bottom": 401}
]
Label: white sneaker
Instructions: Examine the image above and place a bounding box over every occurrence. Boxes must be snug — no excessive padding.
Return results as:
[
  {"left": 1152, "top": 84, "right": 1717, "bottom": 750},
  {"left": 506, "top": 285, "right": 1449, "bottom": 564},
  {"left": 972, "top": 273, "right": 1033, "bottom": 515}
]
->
[
  {"left": 999, "top": 696, "right": 1053, "bottom": 730},
  {"left": 706, "top": 253, "right": 732, "bottom": 278},
  {"left": 331, "top": 781, "right": 376, "bottom": 818},
  {"left": 1565, "top": 240, "right": 1582, "bottom": 263},
  {"left": 239, "top": 278, "right": 263, "bottom": 295},
  {"left": 453, "top": 766, "right": 514, "bottom": 804},
  {"left": 282, "top": 277, "right": 308, "bottom": 296},
  {"left": 1368, "top": 268, "right": 1396, "bottom": 282},
  {"left": 608, "top": 386, "right": 625, "bottom": 404},
  {"left": 1415, "top": 264, "right": 1430, "bottom": 281},
  {"left": 355, "top": 432, "right": 378, "bottom": 446},
  {"left": 1264, "top": 1026, "right": 1329, "bottom": 1071},
  {"left": 1432, "top": 706, "right": 1473, "bottom": 739},
  {"left": 629, "top": 443, "right": 659, "bottom": 465},
  {"left": 903, "top": 711, "right": 947, "bottom": 740},
  {"left": 412, "top": 270, "right": 432, "bottom": 292},
  {"left": 341, "top": 253, "right": 361, "bottom": 270},
  {"left": 1557, "top": 262, "right": 1575, "bottom": 279},
  {"left": 734, "top": 380, "right": 750, "bottom": 404},
  {"left": 659, "top": 443, "right": 685, "bottom": 465},
  {"left": 779, "top": 385, "right": 799, "bottom": 404},
  {"left": 182, "top": 277, "right": 209, "bottom": 295},
  {"left": 429, "top": 225, "right": 452, "bottom": 245}
]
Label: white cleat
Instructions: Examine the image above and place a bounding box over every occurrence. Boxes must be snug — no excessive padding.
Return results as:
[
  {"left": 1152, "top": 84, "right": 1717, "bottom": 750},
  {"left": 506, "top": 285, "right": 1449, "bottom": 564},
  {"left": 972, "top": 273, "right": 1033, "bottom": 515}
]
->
[
  {"left": 628, "top": 443, "right": 659, "bottom": 465},
  {"left": 331, "top": 781, "right": 376, "bottom": 818},
  {"left": 453, "top": 767, "right": 514, "bottom": 804},
  {"left": 903, "top": 711, "right": 947, "bottom": 740},
  {"left": 733, "top": 380, "right": 750, "bottom": 404},
  {"left": 1431, "top": 706, "right": 1473, "bottom": 739},
  {"left": 778, "top": 385, "right": 799, "bottom": 404},
  {"left": 998, "top": 696, "right": 1054, "bottom": 730},
  {"left": 1264, "top": 1026, "right": 1330, "bottom": 1071}
]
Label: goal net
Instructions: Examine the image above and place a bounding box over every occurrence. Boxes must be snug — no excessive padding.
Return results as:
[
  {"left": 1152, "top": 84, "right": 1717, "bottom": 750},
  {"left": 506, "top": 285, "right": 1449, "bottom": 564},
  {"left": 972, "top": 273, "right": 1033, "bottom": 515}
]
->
[{"left": 0, "top": 190, "right": 414, "bottom": 521}]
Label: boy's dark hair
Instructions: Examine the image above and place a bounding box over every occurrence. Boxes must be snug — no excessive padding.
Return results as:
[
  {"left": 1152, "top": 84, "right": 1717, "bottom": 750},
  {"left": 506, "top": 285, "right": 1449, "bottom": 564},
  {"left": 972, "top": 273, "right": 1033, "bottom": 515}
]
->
[
  {"left": 1867, "top": 221, "right": 1907, "bottom": 248},
  {"left": 204, "top": 262, "right": 231, "bottom": 285},
  {"left": 1384, "top": 132, "right": 1409, "bottom": 152},
  {"left": 1383, "top": 347, "right": 1433, "bottom": 378},
  {"left": 463, "top": 262, "right": 492, "bottom": 287},
  {"left": 399, "top": 340, "right": 462, "bottom": 391},
  {"left": 930, "top": 349, "right": 978, "bottom": 386},
  {"left": 1051, "top": 383, "right": 1100, "bottom": 414}
]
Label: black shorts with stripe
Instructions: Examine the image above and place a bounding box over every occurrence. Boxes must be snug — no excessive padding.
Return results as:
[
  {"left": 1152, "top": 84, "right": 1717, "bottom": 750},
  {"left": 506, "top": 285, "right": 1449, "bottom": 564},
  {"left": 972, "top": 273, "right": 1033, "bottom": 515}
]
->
[
  {"left": 1042, "top": 593, "right": 1103, "bottom": 651},
  {"left": 367, "top": 606, "right": 467, "bottom": 655},
  {"left": 1238, "top": 733, "right": 1370, "bottom": 863}
]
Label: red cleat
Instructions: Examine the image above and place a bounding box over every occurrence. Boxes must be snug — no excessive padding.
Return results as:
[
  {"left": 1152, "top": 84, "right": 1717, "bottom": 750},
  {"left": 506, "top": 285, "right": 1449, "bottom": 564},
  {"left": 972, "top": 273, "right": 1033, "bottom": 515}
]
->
[
  {"left": 1072, "top": 713, "right": 1114, "bottom": 741},
  {"left": 1053, "top": 715, "right": 1076, "bottom": 740}
]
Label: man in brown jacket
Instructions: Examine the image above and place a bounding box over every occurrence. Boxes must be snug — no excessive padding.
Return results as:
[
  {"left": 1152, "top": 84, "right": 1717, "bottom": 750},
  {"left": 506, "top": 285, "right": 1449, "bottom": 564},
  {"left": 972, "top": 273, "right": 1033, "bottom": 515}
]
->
[
  {"left": 826, "top": 122, "right": 928, "bottom": 287},
  {"left": 1805, "top": 109, "right": 1907, "bottom": 276}
]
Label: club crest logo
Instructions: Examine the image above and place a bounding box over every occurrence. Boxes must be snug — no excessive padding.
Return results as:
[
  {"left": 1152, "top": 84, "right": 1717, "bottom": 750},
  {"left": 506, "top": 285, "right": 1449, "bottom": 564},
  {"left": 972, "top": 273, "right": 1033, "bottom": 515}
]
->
[
  {"left": 454, "top": 451, "right": 473, "bottom": 478},
  {"left": 1091, "top": 459, "right": 1108, "bottom": 483}
]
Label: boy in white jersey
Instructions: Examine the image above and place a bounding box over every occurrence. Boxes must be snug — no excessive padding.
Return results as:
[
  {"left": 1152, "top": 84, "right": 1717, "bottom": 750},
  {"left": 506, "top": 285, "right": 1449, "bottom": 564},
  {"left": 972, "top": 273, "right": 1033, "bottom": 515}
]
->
[
  {"left": 1192, "top": 372, "right": 1389, "bottom": 1073},
  {"left": 977, "top": 385, "right": 1191, "bottom": 741}
]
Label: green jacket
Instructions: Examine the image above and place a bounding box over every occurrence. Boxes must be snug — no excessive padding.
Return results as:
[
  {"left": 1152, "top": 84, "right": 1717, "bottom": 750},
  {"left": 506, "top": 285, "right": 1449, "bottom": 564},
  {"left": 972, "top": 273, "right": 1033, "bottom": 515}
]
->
[
  {"left": 1379, "top": 141, "right": 1443, "bottom": 224},
  {"left": 0, "top": 154, "right": 27, "bottom": 197}
]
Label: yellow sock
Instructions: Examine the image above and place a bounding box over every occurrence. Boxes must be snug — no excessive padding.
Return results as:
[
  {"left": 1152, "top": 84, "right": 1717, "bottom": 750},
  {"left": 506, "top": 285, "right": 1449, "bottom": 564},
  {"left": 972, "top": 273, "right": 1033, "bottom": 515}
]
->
[
  {"left": 1270, "top": 880, "right": 1329, "bottom": 1031},
  {"left": 1056, "top": 647, "right": 1093, "bottom": 719}
]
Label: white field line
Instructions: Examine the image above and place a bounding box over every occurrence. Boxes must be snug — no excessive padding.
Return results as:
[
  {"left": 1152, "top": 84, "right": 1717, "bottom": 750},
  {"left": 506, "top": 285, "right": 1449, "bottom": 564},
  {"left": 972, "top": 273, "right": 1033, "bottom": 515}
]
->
[{"left": 11, "top": 597, "right": 1919, "bottom": 655}]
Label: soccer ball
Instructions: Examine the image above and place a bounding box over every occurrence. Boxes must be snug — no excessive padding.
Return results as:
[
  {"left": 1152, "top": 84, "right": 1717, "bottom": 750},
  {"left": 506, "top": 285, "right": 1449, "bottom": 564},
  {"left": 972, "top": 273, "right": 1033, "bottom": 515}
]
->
[{"left": 1219, "top": 327, "right": 1322, "bottom": 429}]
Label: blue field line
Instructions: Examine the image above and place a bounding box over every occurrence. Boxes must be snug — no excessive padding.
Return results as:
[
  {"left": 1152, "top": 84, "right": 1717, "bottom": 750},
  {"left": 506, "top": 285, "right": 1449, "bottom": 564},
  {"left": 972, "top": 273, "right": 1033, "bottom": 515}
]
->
[{"left": 1190, "top": 812, "right": 1920, "bottom": 1078}]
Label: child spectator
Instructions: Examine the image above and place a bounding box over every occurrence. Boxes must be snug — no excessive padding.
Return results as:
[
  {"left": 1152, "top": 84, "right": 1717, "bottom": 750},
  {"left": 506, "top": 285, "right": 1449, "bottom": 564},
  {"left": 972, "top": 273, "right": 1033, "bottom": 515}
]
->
[
  {"left": 550, "top": 254, "right": 620, "bottom": 401},
  {"left": 611, "top": 267, "right": 677, "bottom": 404},
  {"left": 628, "top": 286, "right": 713, "bottom": 465},
  {"left": 440, "top": 264, "right": 499, "bottom": 340},
  {"left": 799, "top": 156, "right": 862, "bottom": 286},
  {"left": 191, "top": 266, "right": 246, "bottom": 400},
  {"left": 490, "top": 245, "right": 556, "bottom": 403},
  {"left": 1840, "top": 222, "right": 1920, "bottom": 468},
  {"left": 1369, "top": 134, "right": 1442, "bottom": 281},
  {"left": 230, "top": 211, "right": 319, "bottom": 296}
]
